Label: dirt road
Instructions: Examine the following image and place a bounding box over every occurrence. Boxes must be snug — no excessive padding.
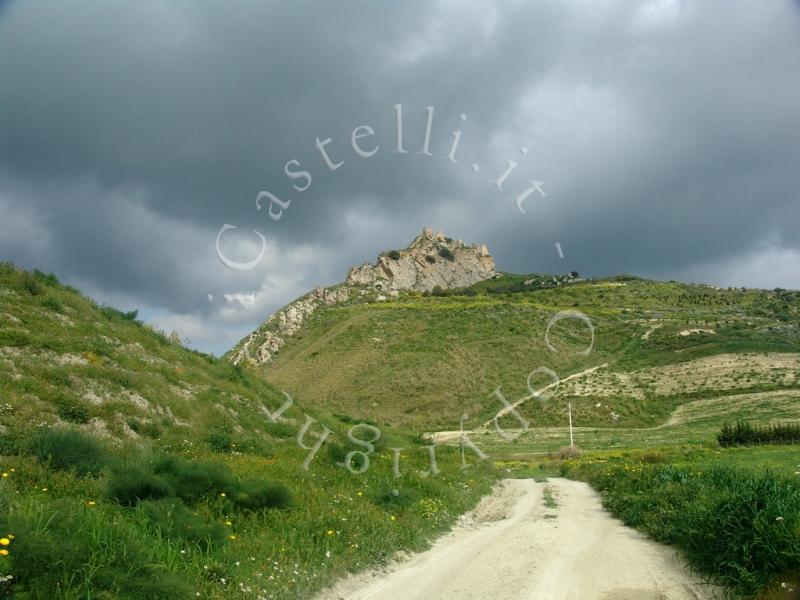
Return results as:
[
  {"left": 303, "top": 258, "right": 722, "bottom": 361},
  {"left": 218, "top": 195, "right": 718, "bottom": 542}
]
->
[{"left": 315, "top": 478, "right": 720, "bottom": 600}]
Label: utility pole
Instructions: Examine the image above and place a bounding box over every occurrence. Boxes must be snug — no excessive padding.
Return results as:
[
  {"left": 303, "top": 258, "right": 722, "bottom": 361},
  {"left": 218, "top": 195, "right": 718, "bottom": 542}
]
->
[{"left": 568, "top": 402, "right": 574, "bottom": 447}]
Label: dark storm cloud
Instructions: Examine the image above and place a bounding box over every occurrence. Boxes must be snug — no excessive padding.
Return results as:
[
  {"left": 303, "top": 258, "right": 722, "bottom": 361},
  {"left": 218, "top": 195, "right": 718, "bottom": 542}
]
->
[{"left": 1, "top": 0, "right": 799, "bottom": 354}]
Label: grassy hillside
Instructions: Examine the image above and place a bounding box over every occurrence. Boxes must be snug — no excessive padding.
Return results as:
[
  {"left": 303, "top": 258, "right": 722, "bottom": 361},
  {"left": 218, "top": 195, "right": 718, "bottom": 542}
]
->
[
  {"left": 3, "top": 261, "right": 799, "bottom": 599},
  {"left": 255, "top": 274, "right": 800, "bottom": 434},
  {"left": 0, "top": 263, "right": 496, "bottom": 599}
]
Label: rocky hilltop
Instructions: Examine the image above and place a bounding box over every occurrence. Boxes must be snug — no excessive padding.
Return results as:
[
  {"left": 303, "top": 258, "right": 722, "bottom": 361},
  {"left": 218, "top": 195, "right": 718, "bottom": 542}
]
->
[
  {"left": 229, "top": 228, "right": 498, "bottom": 365},
  {"left": 346, "top": 227, "right": 496, "bottom": 293}
]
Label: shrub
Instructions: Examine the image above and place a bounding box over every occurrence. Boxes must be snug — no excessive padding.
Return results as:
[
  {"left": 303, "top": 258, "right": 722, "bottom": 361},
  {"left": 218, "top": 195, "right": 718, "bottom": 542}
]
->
[
  {"left": 140, "top": 499, "right": 226, "bottom": 550},
  {"left": 108, "top": 467, "right": 174, "bottom": 506},
  {"left": 372, "top": 486, "right": 418, "bottom": 509},
  {"left": 437, "top": 247, "right": 455, "bottom": 261},
  {"left": 20, "top": 272, "right": 43, "bottom": 296},
  {"left": 552, "top": 445, "right": 582, "bottom": 460},
  {"left": 0, "top": 262, "right": 16, "bottom": 277},
  {"left": 718, "top": 420, "right": 800, "bottom": 447},
  {"left": 387, "top": 250, "right": 401, "bottom": 260},
  {"left": 54, "top": 396, "right": 91, "bottom": 424},
  {"left": 0, "top": 499, "right": 195, "bottom": 599},
  {"left": 32, "top": 269, "right": 59, "bottom": 286},
  {"left": 100, "top": 306, "right": 139, "bottom": 322},
  {"left": 425, "top": 255, "right": 436, "bottom": 264},
  {"left": 638, "top": 450, "right": 666, "bottom": 464},
  {"left": 212, "top": 362, "right": 247, "bottom": 384},
  {"left": 0, "top": 433, "right": 23, "bottom": 456},
  {"left": 231, "top": 479, "right": 293, "bottom": 511},
  {"left": 0, "top": 329, "right": 30, "bottom": 347},
  {"left": 151, "top": 455, "right": 237, "bottom": 503},
  {"left": 325, "top": 441, "right": 349, "bottom": 466},
  {"left": 27, "top": 428, "right": 109, "bottom": 476},
  {"left": 206, "top": 427, "right": 234, "bottom": 453},
  {"left": 40, "top": 294, "right": 64, "bottom": 312},
  {"left": 127, "top": 418, "right": 162, "bottom": 439},
  {"left": 261, "top": 420, "right": 296, "bottom": 439}
]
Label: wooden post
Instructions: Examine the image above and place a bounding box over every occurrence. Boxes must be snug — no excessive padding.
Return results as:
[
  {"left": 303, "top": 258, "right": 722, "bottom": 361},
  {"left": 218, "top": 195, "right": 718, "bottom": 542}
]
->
[{"left": 568, "top": 402, "right": 574, "bottom": 447}]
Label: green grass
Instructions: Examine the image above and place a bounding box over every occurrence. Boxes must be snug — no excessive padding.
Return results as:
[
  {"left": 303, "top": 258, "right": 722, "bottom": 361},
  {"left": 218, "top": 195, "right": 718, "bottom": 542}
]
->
[
  {"left": 249, "top": 274, "right": 798, "bottom": 430},
  {"left": 541, "top": 485, "right": 557, "bottom": 509}
]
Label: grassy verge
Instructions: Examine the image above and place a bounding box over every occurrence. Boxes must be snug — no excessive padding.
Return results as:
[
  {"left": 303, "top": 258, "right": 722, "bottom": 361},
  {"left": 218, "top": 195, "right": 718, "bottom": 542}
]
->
[
  {"left": 556, "top": 447, "right": 800, "bottom": 598},
  {"left": 0, "top": 428, "right": 496, "bottom": 599}
]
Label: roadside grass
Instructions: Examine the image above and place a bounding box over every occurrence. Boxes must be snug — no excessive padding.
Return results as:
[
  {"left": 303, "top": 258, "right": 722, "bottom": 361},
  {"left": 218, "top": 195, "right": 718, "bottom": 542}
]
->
[
  {"left": 0, "top": 422, "right": 497, "bottom": 599},
  {"left": 563, "top": 454, "right": 800, "bottom": 598}
]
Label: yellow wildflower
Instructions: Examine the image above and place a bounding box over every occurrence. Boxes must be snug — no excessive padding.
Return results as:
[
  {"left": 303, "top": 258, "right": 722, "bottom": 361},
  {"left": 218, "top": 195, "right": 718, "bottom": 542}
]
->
[
  {"left": 0, "top": 549, "right": 8, "bottom": 557},
  {"left": 0, "top": 538, "right": 8, "bottom": 546}
]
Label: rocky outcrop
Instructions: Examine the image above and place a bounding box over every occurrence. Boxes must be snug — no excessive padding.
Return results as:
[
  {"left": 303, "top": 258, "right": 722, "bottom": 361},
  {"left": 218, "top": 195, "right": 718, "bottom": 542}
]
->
[
  {"left": 346, "top": 228, "right": 496, "bottom": 292},
  {"left": 230, "top": 285, "right": 349, "bottom": 365},
  {"left": 230, "top": 229, "right": 497, "bottom": 365}
]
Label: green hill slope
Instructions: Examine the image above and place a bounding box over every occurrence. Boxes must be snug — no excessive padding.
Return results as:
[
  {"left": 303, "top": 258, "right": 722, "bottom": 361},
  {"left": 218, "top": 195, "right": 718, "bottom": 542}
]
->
[
  {"left": 254, "top": 274, "right": 800, "bottom": 433},
  {"left": 0, "top": 263, "right": 496, "bottom": 599}
]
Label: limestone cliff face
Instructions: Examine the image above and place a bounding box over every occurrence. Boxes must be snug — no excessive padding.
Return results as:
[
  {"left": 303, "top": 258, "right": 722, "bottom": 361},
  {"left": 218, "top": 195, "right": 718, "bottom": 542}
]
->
[
  {"left": 229, "top": 285, "right": 349, "bottom": 365},
  {"left": 346, "top": 228, "right": 496, "bottom": 292},
  {"left": 229, "top": 228, "right": 497, "bottom": 365}
]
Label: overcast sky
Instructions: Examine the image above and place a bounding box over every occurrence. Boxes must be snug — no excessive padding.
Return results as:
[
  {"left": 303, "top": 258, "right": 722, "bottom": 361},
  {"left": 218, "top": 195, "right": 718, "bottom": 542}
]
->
[{"left": 1, "top": 0, "right": 799, "bottom": 355}]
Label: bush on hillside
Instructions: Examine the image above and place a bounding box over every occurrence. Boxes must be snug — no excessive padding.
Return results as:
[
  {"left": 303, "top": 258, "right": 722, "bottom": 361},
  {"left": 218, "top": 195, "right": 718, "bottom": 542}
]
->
[
  {"left": 140, "top": 499, "right": 226, "bottom": 550},
  {"left": 108, "top": 467, "right": 175, "bottom": 506},
  {"left": 20, "top": 272, "right": 43, "bottom": 295},
  {"left": 100, "top": 305, "right": 139, "bottom": 322},
  {"left": 205, "top": 427, "right": 235, "bottom": 453},
  {"left": 437, "top": 247, "right": 455, "bottom": 261},
  {"left": 151, "top": 454, "right": 237, "bottom": 503},
  {"left": 27, "top": 428, "right": 109, "bottom": 476},
  {"left": 126, "top": 417, "right": 162, "bottom": 439},
  {"left": 31, "top": 269, "right": 60, "bottom": 286},
  {"left": 231, "top": 479, "right": 293, "bottom": 512},
  {"left": 373, "top": 486, "right": 418, "bottom": 509},
  {"left": 111, "top": 456, "right": 291, "bottom": 512},
  {"left": 53, "top": 396, "right": 92, "bottom": 424},
  {"left": 41, "top": 294, "right": 64, "bottom": 312},
  {"left": 0, "top": 499, "right": 195, "bottom": 598}
]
